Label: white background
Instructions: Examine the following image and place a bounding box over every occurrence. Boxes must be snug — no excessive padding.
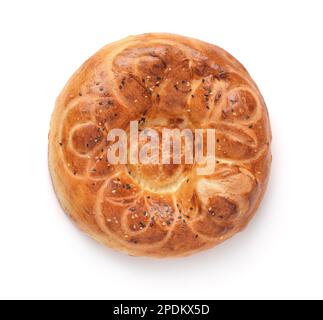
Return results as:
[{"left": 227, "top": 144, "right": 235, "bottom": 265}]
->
[{"left": 0, "top": 0, "right": 322, "bottom": 300}]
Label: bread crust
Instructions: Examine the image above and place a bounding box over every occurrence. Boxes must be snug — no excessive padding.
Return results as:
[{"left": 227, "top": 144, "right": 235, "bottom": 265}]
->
[{"left": 49, "top": 33, "right": 272, "bottom": 258}]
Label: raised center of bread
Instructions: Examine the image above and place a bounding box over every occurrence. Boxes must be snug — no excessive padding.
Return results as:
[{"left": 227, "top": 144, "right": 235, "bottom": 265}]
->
[
  {"left": 128, "top": 161, "right": 193, "bottom": 193},
  {"left": 126, "top": 120, "right": 195, "bottom": 193}
]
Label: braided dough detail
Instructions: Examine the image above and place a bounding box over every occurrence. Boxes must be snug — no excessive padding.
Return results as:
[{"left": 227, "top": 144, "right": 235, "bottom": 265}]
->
[{"left": 49, "top": 33, "right": 271, "bottom": 257}]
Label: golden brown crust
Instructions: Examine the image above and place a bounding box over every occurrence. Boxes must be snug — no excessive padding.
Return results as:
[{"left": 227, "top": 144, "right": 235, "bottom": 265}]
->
[{"left": 49, "top": 33, "right": 272, "bottom": 258}]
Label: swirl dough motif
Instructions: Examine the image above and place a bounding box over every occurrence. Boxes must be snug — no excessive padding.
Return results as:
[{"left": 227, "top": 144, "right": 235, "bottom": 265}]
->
[{"left": 49, "top": 34, "right": 271, "bottom": 258}]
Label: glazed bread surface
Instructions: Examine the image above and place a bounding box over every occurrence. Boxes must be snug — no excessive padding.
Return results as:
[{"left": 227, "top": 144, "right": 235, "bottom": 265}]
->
[{"left": 49, "top": 33, "right": 271, "bottom": 258}]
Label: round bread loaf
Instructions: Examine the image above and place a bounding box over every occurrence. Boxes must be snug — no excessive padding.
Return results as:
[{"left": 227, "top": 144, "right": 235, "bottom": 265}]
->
[{"left": 49, "top": 33, "right": 271, "bottom": 258}]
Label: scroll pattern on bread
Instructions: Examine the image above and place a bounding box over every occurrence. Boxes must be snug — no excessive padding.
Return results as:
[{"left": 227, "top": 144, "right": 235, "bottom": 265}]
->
[{"left": 49, "top": 34, "right": 271, "bottom": 257}]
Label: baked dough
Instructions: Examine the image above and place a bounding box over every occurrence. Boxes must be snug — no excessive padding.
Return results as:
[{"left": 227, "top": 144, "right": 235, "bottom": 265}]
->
[{"left": 49, "top": 33, "right": 271, "bottom": 258}]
